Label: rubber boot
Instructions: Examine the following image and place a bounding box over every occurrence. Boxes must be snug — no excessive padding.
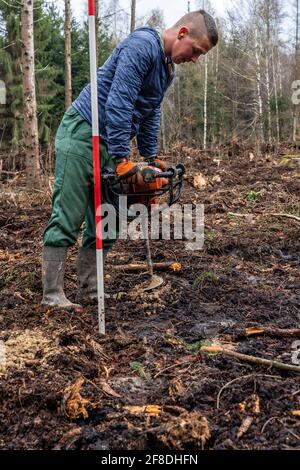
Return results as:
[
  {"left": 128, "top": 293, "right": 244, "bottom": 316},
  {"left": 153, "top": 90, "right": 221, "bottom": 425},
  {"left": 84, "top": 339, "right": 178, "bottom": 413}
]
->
[
  {"left": 76, "top": 247, "right": 109, "bottom": 305},
  {"left": 42, "top": 246, "right": 81, "bottom": 309}
]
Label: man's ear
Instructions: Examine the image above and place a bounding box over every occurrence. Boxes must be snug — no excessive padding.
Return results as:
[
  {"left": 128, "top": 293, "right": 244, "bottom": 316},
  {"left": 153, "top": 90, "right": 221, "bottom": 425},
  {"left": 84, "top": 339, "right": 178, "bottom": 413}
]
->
[{"left": 178, "top": 26, "right": 189, "bottom": 39}]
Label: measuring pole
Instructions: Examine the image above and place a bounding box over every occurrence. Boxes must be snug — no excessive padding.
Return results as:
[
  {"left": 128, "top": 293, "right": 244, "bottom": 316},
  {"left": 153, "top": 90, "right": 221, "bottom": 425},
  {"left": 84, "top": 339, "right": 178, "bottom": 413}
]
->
[{"left": 88, "top": 0, "right": 105, "bottom": 335}]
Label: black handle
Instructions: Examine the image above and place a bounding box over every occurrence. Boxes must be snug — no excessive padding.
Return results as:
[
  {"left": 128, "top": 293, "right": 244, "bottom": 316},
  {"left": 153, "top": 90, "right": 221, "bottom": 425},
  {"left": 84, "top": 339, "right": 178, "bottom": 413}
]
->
[{"left": 151, "top": 164, "right": 186, "bottom": 179}]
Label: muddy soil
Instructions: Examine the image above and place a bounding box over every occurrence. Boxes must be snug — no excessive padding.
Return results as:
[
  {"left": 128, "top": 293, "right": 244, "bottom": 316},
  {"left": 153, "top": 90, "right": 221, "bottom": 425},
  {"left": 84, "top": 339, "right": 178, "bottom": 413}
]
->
[{"left": 0, "top": 146, "right": 300, "bottom": 450}]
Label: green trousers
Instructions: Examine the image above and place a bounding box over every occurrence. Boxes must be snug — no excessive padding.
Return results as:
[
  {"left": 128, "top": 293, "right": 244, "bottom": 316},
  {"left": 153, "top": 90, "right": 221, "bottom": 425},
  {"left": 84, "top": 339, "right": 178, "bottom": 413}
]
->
[{"left": 44, "top": 106, "right": 117, "bottom": 249}]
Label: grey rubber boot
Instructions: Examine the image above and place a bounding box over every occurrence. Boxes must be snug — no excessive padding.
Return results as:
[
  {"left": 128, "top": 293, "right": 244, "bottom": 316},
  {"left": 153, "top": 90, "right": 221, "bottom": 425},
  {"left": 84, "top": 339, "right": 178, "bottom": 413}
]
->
[
  {"left": 76, "top": 247, "right": 109, "bottom": 305},
  {"left": 42, "top": 246, "right": 81, "bottom": 309}
]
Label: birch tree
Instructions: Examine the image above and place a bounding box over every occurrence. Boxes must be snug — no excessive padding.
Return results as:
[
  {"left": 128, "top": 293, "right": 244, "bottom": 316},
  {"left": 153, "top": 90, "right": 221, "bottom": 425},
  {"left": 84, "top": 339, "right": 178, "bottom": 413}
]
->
[
  {"left": 21, "top": 0, "right": 40, "bottom": 187},
  {"left": 64, "top": 0, "right": 72, "bottom": 109},
  {"left": 95, "top": 0, "right": 99, "bottom": 66},
  {"left": 293, "top": 0, "right": 299, "bottom": 143},
  {"left": 130, "top": 0, "right": 136, "bottom": 33}
]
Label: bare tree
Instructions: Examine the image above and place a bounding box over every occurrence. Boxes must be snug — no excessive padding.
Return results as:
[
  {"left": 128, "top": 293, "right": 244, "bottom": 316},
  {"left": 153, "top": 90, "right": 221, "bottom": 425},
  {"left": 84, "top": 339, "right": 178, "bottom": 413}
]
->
[
  {"left": 95, "top": 0, "right": 99, "bottom": 66},
  {"left": 293, "top": 0, "right": 299, "bottom": 143},
  {"left": 64, "top": 0, "right": 72, "bottom": 109},
  {"left": 21, "top": 0, "right": 40, "bottom": 188},
  {"left": 202, "top": 0, "right": 208, "bottom": 150},
  {"left": 255, "top": 28, "right": 264, "bottom": 142},
  {"left": 130, "top": 0, "right": 136, "bottom": 33}
]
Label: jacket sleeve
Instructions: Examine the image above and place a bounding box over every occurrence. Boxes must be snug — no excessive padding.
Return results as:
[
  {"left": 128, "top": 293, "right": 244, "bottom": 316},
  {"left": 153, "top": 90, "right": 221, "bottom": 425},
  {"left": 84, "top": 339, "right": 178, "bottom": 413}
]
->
[
  {"left": 105, "top": 36, "right": 154, "bottom": 159},
  {"left": 137, "top": 106, "right": 161, "bottom": 158}
]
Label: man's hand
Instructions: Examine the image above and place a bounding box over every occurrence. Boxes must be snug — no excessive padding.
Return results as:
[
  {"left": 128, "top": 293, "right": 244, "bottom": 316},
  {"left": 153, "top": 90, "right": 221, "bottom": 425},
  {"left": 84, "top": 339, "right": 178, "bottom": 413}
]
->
[
  {"left": 143, "top": 156, "right": 167, "bottom": 171},
  {"left": 115, "top": 159, "right": 139, "bottom": 182},
  {"left": 149, "top": 158, "right": 167, "bottom": 171}
]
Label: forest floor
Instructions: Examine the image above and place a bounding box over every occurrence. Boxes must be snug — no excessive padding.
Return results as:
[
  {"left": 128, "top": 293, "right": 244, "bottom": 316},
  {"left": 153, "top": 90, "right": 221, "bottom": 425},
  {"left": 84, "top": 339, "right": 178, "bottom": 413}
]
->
[{"left": 0, "top": 145, "right": 300, "bottom": 450}]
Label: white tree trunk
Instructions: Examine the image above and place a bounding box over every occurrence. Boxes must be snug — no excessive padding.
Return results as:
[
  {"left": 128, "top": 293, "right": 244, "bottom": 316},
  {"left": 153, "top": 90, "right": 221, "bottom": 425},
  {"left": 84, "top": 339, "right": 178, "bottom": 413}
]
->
[
  {"left": 265, "top": 12, "right": 272, "bottom": 143},
  {"left": 203, "top": 0, "right": 208, "bottom": 150},
  {"left": 64, "top": 0, "right": 72, "bottom": 109},
  {"left": 130, "top": 0, "right": 136, "bottom": 33},
  {"left": 265, "top": 53, "right": 271, "bottom": 143},
  {"left": 213, "top": 42, "right": 219, "bottom": 146},
  {"left": 255, "top": 29, "right": 264, "bottom": 143},
  {"left": 95, "top": 0, "right": 99, "bottom": 66},
  {"left": 293, "top": 0, "right": 299, "bottom": 143},
  {"left": 271, "top": 44, "right": 280, "bottom": 144},
  {"left": 21, "top": 0, "right": 40, "bottom": 188},
  {"left": 203, "top": 54, "right": 208, "bottom": 151}
]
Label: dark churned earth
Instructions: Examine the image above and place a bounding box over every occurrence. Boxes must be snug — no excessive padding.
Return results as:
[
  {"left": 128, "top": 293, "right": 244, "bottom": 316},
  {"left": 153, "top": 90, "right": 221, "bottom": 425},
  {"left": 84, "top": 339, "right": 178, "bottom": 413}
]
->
[{"left": 0, "top": 145, "right": 300, "bottom": 450}]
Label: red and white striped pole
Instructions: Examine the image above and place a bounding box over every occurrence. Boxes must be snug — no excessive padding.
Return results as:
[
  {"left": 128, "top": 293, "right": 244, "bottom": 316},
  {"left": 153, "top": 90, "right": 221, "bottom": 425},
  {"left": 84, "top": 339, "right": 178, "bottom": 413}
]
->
[{"left": 88, "top": 0, "right": 105, "bottom": 335}]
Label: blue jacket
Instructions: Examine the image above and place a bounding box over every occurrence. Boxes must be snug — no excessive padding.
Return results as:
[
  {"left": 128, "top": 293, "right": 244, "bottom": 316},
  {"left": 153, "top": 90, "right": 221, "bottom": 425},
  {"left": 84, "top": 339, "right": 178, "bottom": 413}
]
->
[{"left": 72, "top": 27, "right": 174, "bottom": 159}]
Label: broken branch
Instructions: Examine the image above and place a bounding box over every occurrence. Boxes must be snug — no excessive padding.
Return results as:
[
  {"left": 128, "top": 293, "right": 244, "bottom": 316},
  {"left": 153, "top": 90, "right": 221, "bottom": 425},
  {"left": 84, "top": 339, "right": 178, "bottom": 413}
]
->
[
  {"left": 229, "top": 327, "right": 300, "bottom": 340},
  {"left": 112, "top": 262, "right": 178, "bottom": 273},
  {"left": 201, "top": 345, "right": 300, "bottom": 373}
]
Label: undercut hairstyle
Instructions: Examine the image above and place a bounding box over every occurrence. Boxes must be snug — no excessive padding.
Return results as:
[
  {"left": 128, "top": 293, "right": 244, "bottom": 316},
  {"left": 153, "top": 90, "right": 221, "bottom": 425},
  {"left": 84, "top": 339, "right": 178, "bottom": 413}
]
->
[{"left": 173, "top": 9, "right": 218, "bottom": 47}]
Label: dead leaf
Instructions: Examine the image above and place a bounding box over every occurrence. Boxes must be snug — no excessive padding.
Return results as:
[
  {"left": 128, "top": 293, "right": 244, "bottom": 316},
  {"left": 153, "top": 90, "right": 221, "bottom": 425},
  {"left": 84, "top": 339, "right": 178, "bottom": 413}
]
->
[
  {"left": 249, "top": 152, "right": 255, "bottom": 162},
  {"left": 169, "top": 379, "right": 184, "bottom": 398},
  {"left": 61, "top": 377, "right": 95, "bottom": 420},
  {"left": 291, "top": 410, "right": 300, "bottom": 417},
  {"left": 166, "top": 337, "right": 183, "bottom": 346},
  {"left": 101, "top": 381, "right": 122, "bottom": 398},
  {"left": 237, "top": 416, "right": 253, "bottom": 439},
  {"left": 193, "top": 173, "right": 207, "bottom": 190},
  {"left": 124, "top": 405, "right": 162, "bottom": 416},
  {"left": 171, "top": 262, "right": 181, "bottom": 272},
  {"left": 212, "top": 175, "right": 221, "bottom": 183},
  {"left": 239, "top": 402, "right": 246, "bottom": 413},
  {"left": 252, "top": 394, "right": 260, "bottom": 414}
]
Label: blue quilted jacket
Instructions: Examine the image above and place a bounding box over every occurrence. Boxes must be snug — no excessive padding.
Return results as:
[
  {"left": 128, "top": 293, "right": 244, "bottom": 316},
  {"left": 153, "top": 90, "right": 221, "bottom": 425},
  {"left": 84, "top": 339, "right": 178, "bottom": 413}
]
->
[{"left": 72, "top": 27, "right": 174, "bottom": 159}]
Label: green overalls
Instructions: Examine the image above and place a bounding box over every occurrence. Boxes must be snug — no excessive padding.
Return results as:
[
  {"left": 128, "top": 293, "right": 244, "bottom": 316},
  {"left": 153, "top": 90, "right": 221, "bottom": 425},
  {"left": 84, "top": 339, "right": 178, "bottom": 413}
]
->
[{"left": 43, "top": 106, "right": 117, "bottom": 250}]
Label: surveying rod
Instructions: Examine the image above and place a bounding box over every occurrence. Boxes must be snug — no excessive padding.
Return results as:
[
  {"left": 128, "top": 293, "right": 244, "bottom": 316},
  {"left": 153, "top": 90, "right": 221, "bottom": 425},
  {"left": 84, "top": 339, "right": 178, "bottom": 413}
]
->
[{"left": 88, "top": 0, "right": 105, "bottom": 335}]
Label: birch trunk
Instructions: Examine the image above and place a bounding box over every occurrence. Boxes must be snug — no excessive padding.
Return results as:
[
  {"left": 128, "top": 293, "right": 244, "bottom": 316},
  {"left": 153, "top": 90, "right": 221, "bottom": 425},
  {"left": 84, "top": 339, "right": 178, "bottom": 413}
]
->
[
  {"left": 203, "top": 0, "right": 208, "bottom": 150},
  {"left": 21, "top": 0, "right": 40, "bottom": 188},
  {"left": 203, "top": 54, "right": 208, "bottom": 151},
  {"left": 266, "top": 5, "right": 272, "bottom": 143},
  {"left": 271, "top": 44, "right": 280, "bottom": 144},
  {"left": 64, "top": 0, "right": 72, "bottom": 109},
  {"left": 130, "top": 0, "right": 136, "bottom": 33},
  {"left": 213, "top": 42, "right": 219, "bottom": 146},
  {"left": 293, "top": 0, "right": 299, "bottom": 143},
  {"left": 95, "top": 0, "right": 99, "bottom": 66},
  {"left": 255, "top": 29, "right": 264, "bottom": 143}
]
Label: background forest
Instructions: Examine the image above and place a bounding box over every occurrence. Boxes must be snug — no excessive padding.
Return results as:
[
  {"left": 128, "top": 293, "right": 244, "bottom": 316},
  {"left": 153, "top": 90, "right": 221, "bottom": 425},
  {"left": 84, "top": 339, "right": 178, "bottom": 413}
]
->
[{"left": 0, "top": 0, "right": 299, "bottom": 182}]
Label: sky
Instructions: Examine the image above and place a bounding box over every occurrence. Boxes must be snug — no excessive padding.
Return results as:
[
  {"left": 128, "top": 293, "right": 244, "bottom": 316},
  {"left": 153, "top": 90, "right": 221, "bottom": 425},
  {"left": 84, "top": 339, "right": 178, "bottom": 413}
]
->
[{"left": 69, "top": 0, "right": 232, "bottom": 27}]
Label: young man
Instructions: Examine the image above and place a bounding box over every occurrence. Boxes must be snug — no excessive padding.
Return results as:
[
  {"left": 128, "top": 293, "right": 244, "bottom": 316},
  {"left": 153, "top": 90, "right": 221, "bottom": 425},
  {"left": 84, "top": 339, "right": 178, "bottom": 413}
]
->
[{"left": 42, "top": 9, "right": 218, "bottom": 309}]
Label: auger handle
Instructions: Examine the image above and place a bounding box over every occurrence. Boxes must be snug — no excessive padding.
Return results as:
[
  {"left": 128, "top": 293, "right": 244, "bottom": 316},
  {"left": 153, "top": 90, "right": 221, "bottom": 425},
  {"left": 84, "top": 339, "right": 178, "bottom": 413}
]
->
[{"left": 141, "top": 164, "right": 186, "bottom": 183}]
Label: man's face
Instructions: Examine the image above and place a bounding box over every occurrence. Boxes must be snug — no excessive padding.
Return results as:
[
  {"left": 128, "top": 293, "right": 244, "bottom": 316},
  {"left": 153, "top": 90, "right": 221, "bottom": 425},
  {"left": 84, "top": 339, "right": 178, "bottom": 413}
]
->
[{"left": 171, "top": 27, "right": 212, "bottom": 65}]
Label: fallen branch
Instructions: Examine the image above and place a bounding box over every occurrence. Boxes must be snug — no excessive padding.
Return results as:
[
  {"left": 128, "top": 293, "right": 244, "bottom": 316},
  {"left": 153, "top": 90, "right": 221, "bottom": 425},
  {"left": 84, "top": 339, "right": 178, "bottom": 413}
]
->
[
  {"left": 268, "top": 213, "right": 300, "bottom": 224},
  {"left": 228, "top": 212, "right": 252, "bottom": 218},
  {"left": 228, "top": 211, "right": 300, "bottom": 224},
  {"left": 201, "top": 345, "right": 300, "bottom": 373},
  {"left": 112, "top": 262, "right": 178, "bottom": 273},
  {"left": 229, "top": 327, "right": 300, "bottom": 340}
]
